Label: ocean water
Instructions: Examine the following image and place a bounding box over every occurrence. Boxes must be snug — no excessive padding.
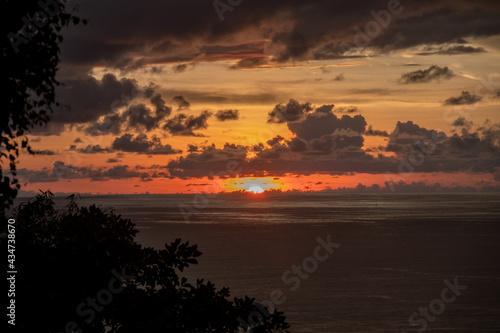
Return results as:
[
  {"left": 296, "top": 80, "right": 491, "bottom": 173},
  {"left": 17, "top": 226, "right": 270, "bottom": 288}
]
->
[{"left": 46, "top": 192, "right": 500, "bottom": 332}]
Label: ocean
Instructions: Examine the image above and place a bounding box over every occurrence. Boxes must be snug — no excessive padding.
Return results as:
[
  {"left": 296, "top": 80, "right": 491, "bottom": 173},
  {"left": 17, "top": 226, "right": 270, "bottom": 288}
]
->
[{"left": 44, "top": 192, "right": 500, "bottom": 332}]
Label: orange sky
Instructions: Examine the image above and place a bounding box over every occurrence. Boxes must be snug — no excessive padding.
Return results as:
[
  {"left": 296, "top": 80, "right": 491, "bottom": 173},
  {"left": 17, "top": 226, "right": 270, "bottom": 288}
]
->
[{"left": 13, "top": 1, "right": 500, "bottom": 195}]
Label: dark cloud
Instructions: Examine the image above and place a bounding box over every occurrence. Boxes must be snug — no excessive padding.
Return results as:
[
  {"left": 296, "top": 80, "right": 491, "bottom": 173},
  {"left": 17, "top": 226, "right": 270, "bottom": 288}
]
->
[
  {"left": 69, "top": 145, "right": 113, "bottom": 154},
  {"left": 379, "top": 181, "right": 480, "bottom": 193},
  {"left": 308, "top": 132, "right": 365, "bottom": 153},
  {"left": 187, "top": 144, "right": 199, "bottom": 152},
  {"left": 150, "top": 94, "right": 172, "bottom": 117},
  {"left": 333, "top": 74, "right": 345, "bottom": 81},
  {"left": 124, "top": 104, "right": 162, "bottom": 131},
  {"left": 166, "top": 143, "right": 247, "bottom": 178},
  {"left": 288, "top": 107, "right": 367, "bottom": 140},
  {"left": 83, "top": 91, "right": 172, "bottom": 136},
  {"left": 163, "top": 115, "right": 500, "bottom": 179},
  {"left": 36, "top": 73, "right": 177, "bottom": 136},
  {"left": 215, "top": 109, "right": 240, "bottom": 121},
  {"left": 143, "top": 89, "right": 281, "bottom": 105},
  {"left": 288, "top": 137, "right": 308, "bottom": 152},
  {"left": 172, "top": 95, "right": 191, "bottom": 110},
  {"left": 33, "top": 149, "right": 57, "bottom": 155},
  {"left": 267, "top": 99, "right": 313, "bottom": 123},
  {"left": 335, "top": 106, "right": 359, "bottom": 114},
  {"left": 102, "top": 165, "right": 143, "bottom": 180},
  {"left": 398, "top": 65, "right": 455, "bottom": 84},
  {"left": 230, "top": 57, "right": 269, "bottom": 69},
  {"left": 452, "top": 117, "right": 473, "bottom": 129},
  {"left": 416, "top": 45, "right": 486, "bottom": 56},
  {"left": 200, "top": 41, "right": 266, "bottom": 60},
  {"left": 444, "top": 91, "right": 483, "bottom": 105},
  {"left": 124, "top": 100, "right": 171, "bottom": 131},
  {"left": 163, "top": 111, "right": 212, "bottom": 136},
  {"left": 315, "top": 105, "right": 335, "bottom": 114},
  {"left": 52, "top": 73, "right": 139, "bottom": 125},
  {"left": 58, "top": 0, "right": 500, "bottom": 71},
  {"left": 149, "top": 66, "right": 164, "bottom": 74},
  {"left": 16, "top": 162, "right": 156, "bottom": 182},
  {"left": 84, "top": 114, "right": 124, "bottom": 136},
  {"left": 112, "top": 133, "right": 182, "bottom": 154},
  {"left": 172, "top": 64, "right": 188, "bottom": 73},
  {"left": 267, "top": 135, "right": 285, "bottom": 147},
  {"left": 106, "top": 158, "right": 121, "bottom": 163},
  {"left": 385, "top": 121, "right": 446, "bottom": 152},
  {"left": 365, "top": 126, "right": 390, "bottom": 137}
]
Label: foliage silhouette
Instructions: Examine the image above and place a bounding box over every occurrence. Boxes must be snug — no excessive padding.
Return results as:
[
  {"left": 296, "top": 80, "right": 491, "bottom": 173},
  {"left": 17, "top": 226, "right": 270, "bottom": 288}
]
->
[
  {"left": 1, "top": 0, "right": 86, "bottom": 218},
  {"left": 8, "top": 191, "right": 290, "bottom": 332}
]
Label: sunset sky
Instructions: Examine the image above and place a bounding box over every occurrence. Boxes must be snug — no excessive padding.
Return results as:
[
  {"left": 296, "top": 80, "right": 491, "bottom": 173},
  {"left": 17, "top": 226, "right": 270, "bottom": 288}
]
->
[{"left": 17, "top": 0, "right": 500, "bottom": 194}]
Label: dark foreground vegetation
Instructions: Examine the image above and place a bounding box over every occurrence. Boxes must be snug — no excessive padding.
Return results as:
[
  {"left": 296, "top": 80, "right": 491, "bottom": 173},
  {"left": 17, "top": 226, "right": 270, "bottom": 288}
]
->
[{"left": 6, "top": 191, "right": 289, "bottom": 332}]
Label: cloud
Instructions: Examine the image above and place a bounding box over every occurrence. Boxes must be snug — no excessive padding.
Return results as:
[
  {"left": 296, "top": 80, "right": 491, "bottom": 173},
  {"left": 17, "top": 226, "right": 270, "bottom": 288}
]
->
[
  {"left": 267, "top": 135, "right": 285, "bottom": 147},
  {"left": 69, "top": 145, "right": 113, "bottom": 154},
  {"left": 215, "top": 109, "right": 240, "bottom": 121},
  {"left": 288, "top": 107, "right": 367, "bottom": 140},
  {"left": 267, "top": 99, "right": 313, "bottom": 123},
  {"left": 33, "top": 149, "right": 57, "bottom": 155},
  {"left": 444, "top": 91, "right": 483, "bottom": 105},
  {"left": 163, "top": 115, "right": 500, "bottom": 179},
  {"left": 52, "top": 74, "right": 139, "bottom": 125},
  {"left": 187, "top": 144, "right": 199, "bottom": 152},
  {"left": 57, "top": 0, "right": 500, "bottom": 72},
  {"left": 416, "top": 44, "right": 486, "bottom": 56},
  {"left": 398, "top": 65, "right": 455, "bottom": 84},
  {"left": 163, "top": 111, "right": 212, "bottom": 136},
  {"left": 83, "top": 91, "right": 172, "bottom": 136},
  {"left": 333, "top": 74, "right": 345, "bottom": 81},
  {"left": 36, "top": 73, "right": 178, "bottom": 136},
  {"left": 334, "top": 106, "right": 359, "bottom": 114},
  {"left": 172, "top": 95, "right": 191, "bottom": 110},
  {"left": 288, "top": 137, "right": 308, "bottom": 152},
  {"left": 452, "top": 117, "right": 473, "bottom": 129},
  {"left": 16, "top": 162, "right": 159, "bottom": 182},
  {"left": 166, "top": 143, "right": 247, "bottom": 178},
  {"left": 230, "top": 57, "right": 269, "bottom": 69},
  {"left": 365, "top": 126, "right": 390, "bottom": 137},
  {"left": 172, "top": 64, "right": 188, "bottom": 73},
  {"left": 111, "top": 133, "right": 182, "bottom": 154},
  {"left": 308, "top": 132, "right": 365, "bottom": 153},
  {"left": 123, "top": 103, "right": 169, "bottom": 131},
  {"left": 150, "top": 93, "right": 172, "bottom": 117},
  {"left": 315, "top": 105, "right": 335, "bottom": 114},
  {"left": 84, "top": 114, "right": 124, "bottom": 136},
  {"left": 385, "top": 121, "right": 445, "bottom": 152}
]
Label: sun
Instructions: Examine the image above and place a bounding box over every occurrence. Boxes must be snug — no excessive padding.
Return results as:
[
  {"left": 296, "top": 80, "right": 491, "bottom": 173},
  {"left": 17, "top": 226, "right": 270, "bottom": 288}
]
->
[
  {"left": 223, "top": 177, "right": 285, "bottom": 193},
  {"left": 248, "top": 185, "right": 265, "bottom": 194}
]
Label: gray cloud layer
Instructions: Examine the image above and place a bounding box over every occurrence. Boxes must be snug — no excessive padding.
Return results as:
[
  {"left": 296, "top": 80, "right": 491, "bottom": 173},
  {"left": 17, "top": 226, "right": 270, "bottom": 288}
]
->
[{"left": 58, "top": 0, "right": 500, "bottom": 71}]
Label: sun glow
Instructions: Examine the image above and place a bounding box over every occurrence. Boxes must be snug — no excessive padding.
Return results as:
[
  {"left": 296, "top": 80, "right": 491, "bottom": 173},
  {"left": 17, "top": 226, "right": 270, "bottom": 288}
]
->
[
  {"left": 224, "top": 177, "right": 284, "bottom": 193},
  {"left": 248, "top": 185, "right": 265, "bottom": 194}
]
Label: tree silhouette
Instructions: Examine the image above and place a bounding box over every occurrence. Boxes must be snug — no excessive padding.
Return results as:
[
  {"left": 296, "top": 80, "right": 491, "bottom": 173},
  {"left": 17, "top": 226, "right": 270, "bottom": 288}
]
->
[
  {"left": 1, "top": 0, "right": 85, "bottom": 218},
  {"left": 2, "top": 2, "right": 290, "bottom": 331},
  {"left": 8, "top": 192, "right": 290, "bottom": 332}
]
